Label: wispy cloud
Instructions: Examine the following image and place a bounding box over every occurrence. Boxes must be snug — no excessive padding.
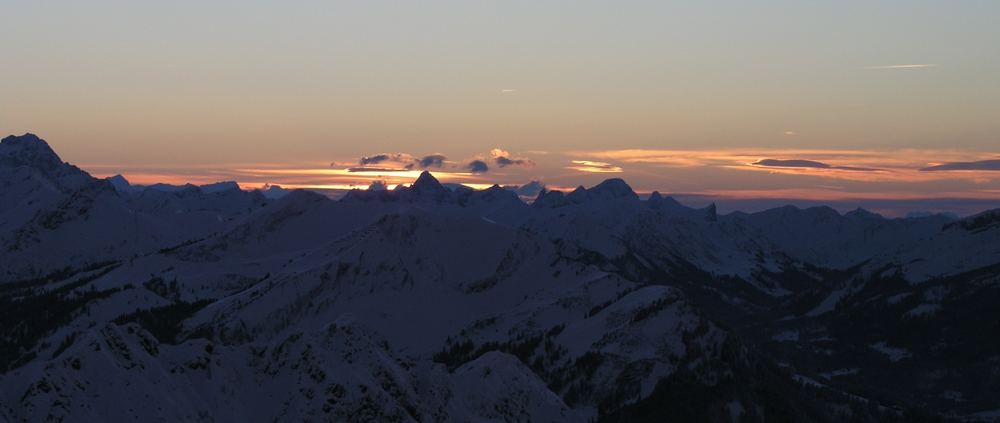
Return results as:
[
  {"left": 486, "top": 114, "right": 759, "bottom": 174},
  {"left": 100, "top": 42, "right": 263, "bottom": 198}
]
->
[
  {"left": 79, "top": 147, "right": 1000, "bottom": 207},
  {"left": 347, "top": 167, "right": 407, "bottom": 173},
  {"left": 751, "top": 159, "right": 882, "bottom": 172},
  {"left": 355, "top": 152, "right": 448, "bottom": 171},
  {"left": 567, "top": 160, "right": 623, "bottom": 173},
  {"left": 921, "top": 159, "right": 1000, "bottom": 172},
  {"left": 358, "top": 153, "right": 400, "bottom": 165},
  {"left": 577, "top": 148, "right": 1000, "bottom": 182}
]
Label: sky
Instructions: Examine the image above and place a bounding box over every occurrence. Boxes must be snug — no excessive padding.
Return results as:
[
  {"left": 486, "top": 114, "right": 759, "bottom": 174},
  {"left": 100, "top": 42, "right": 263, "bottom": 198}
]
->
[{"left": 2, "top": 1, "right": 999, "bottom": 216}]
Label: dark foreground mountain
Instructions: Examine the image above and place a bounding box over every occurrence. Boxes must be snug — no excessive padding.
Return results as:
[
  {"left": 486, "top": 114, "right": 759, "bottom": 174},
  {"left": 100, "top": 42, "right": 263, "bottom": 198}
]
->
[{"left": 1, "top": 134, "right": 999, "bottom": 422}]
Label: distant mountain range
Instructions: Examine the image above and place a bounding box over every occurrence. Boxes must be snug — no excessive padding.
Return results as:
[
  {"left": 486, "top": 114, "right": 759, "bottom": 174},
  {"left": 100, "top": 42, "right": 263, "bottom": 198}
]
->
[{"left": 2, "top": 133, "right": 999, "bottom": 422}]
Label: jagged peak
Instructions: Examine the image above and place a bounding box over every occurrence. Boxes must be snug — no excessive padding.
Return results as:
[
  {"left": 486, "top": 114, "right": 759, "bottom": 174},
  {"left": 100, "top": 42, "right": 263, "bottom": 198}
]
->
[
  {"left": 1, "top": 132, "right": 48, "bottom": 148},
  {"left": 281, "top": 188, "right": 328, "bottom": 204},
  {"left": 562, "top": 179, "right": 639, "bottom": 204},
  {"left": 845, "top": 207, "right": 882, "bottom": 220},
  {"left": 804, "top": 205, "right": 841, "bottom": 219},
  {"left": 532, "top": 189, "right": 566, "bottom": 207},
  {"left": 342, "top": 171, "right": 455, "bottom": 203},
  {"left": 945, "top": 208, "right": 1000, "bottom": 232},
  {"left": 411, "top": 171, "right": 447, "bottom": 194},
  {"left": 469, "top": 184, "right": 509, "bottom": 199},
  {"left": 647, "top": 191, "right": 686, "bottom": 209},
  {"left": 341, "top": 184, "right": 399, "bottom": 202},
  {"left": 533, "top": 179, "right": 640, "bottom": 207},
  {"left": 442, "top": 183, "right": 474, "bottom": 194},
  {"left": 589, "top": 178, "right": 637, "bottom": 199},
  {"left": 471, "top": 184, "right": 518, "bottom": 200},
  {"left": 1, "top": 133, "right": 96, "bottom": 193},
  {"left": 259, "top": 183, "right": 290, "bottom": 199},
  {"left": 704, "top": 203, "right": 718, "bottom": 222},
  {"left": 512, "top": 180, "right": 546, "bottom": 198},
  {"left": 106, "top": 174, "right": 133, "bottom": 193},
  {"left": 454, "top": 184, "right": 522, "bottom": 207},
  {"left": 0, "top": 133, "right": 63, "bottom": 169},
  {"left": 647, "top": 192, "right": 708, "bottom": 219},
  {"left": 200, "top": 181, "right": 241, "bottom": 193}
]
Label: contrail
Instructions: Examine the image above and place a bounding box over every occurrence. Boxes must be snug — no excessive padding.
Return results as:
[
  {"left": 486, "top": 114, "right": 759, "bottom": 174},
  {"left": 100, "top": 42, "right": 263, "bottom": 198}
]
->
[{"left": 864, "top": 64, "right": 937, "bottom": 69}]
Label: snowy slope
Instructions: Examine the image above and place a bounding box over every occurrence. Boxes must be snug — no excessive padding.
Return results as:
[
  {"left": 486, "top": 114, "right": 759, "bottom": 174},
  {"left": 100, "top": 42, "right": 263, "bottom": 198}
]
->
[
  {"left": 3, "top": 135, "right": 1000, "bottom": 421},
  {"left": 0, "top": 135, "right": 267, "bottom": 280}
]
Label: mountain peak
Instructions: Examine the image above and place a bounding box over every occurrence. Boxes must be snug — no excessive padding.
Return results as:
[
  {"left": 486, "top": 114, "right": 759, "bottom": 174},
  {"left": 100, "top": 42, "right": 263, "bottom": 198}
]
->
[
  {"left": 845, "top": 207, "right": 882, "bottom": 220},
  {"left": 587, "top": 178, "right": 638, "bottom": 201},
  {"left": 0, "top": 133, "right": 63, "bottom": 169},
  {"left": 200, "top": 181, "right": 241, "bottom": 193},
  {"left": 946, "top": 208, "right": 1000, "bottom": 232},
  {"left": 512, "top": 180, "right": 546, "bottom": 198},
  {"left": 407, "top": 171, "right": 452, "bottom": 202},
  {"left": 566, "top": 185, "right": 589, "bottom": 202},
  {"left": 1, "top": 133, "right": 95, "bottom": 191},
  {"left": 704, "top": 202, "right": 718, "bottom": 222},
  {"left": 107, "top": 174, "right": 129, "bottom": 184},
  {"left": 260, "top": 184, "right": 290, "bottom": 199},
  {"left": 412, "top": 171, "right": 445, "bottom": 192},
  {"left": 532, "top": 189, "right": 566, "bottom": 207},
  {"left": 107, "top": 174, "right": 133, "bottom": 193},
  {"left": 1, "top": 132, "right": 44, "bottom": 145}
]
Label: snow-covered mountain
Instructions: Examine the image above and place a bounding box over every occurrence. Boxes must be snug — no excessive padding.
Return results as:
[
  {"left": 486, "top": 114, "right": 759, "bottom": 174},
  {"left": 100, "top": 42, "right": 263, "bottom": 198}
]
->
[
  {"left": 2, "top": 134, "right": 999, "bottom": 422},
  {"left": 0, "top": 135, "right": 268, "bottom": 280}
]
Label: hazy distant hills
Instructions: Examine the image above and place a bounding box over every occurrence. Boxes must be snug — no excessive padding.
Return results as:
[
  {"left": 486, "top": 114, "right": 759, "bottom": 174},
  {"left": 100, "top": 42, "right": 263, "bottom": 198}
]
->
[{"left": 2, "top": 133, "right": 999, "bottom": 422}]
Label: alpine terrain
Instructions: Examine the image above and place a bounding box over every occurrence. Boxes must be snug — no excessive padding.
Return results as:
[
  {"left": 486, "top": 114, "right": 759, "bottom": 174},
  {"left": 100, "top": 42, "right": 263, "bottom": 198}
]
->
[{"left": 2, "top": 133, "right": 999, "bottom": 422}]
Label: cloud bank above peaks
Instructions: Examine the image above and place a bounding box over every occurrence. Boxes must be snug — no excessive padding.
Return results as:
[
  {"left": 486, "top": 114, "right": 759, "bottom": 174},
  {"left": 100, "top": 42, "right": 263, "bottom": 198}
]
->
[
  {"left": 350, "top": 147, "right": 535, "bottom": 176},
  {"left": 81, "top": 143, "right": 1000, "bottom": 212},
  {"left": 355, "top": 152, "right": 448, "bottom": 171},
  {"left": 575, "top": 148, "right": 1000, "bottom": 182}
]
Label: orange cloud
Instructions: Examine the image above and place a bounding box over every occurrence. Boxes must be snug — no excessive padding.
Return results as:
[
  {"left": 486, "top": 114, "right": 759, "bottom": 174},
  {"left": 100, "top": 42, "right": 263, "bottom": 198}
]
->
[
  {"left": 79, "top": 147, "right": 1000, "bottom": 205},
  {"left": 576, "top": 148, "right": 1000, "bottom": 183},
  {"left": 567, "top": 160, "right": 623, "bottom": 173}
]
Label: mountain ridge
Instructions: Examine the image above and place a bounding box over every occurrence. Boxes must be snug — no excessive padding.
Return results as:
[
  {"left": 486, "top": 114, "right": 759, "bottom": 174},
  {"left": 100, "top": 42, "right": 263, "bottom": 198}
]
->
[{"left": 2, "top": 134, "right": 999, "bottom": 421}]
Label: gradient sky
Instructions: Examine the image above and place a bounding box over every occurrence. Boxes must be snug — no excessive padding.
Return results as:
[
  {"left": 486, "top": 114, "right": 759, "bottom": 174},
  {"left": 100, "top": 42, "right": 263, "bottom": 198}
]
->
[{"left": 3, "top": 1, "right": 1000, "bottom": 215}]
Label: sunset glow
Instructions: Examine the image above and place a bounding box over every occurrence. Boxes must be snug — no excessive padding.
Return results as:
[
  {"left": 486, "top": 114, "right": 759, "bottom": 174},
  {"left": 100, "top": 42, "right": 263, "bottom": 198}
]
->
[
  {"left": 75, "top": 145, "right": 1000, "bottom": 214},
  {"left": 6, "top": 3, "right": 1000, "bottom": 419},
  {"left": 3, "top": 1, "right": 999, "bottom": 215}
]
